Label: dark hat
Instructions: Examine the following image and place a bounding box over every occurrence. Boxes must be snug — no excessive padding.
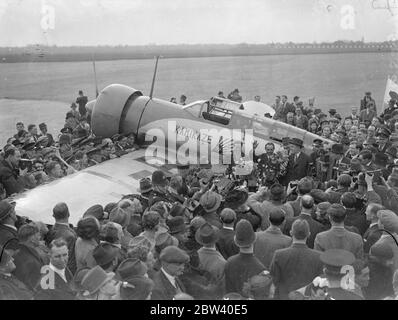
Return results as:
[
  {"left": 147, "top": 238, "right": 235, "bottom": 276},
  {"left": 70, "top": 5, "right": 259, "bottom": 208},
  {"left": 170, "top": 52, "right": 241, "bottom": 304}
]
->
[
  {"left": 310, "top": 189, "right": 329, "bottom": 204},
  {"left": 81, "top": 266, "right": 114, "bottom": 295},
  {"left": 195, "top": 223, "right": 219, "bottom": 246},
  {"left": 119, "top": 276, "right": 154, "bottom": 300},
  {"left": 270, "top": 183, "right": 285, "bottom": 198},
  {"left": 83, "top": 204, "right": 104, "bottom": 220},
  {"left": 224, "top": 189, "right": 248, "bottom": 209},
  {"left": 71, "top": 268, "right": 91, "bottom": 292},
  {"left": 374, "top": 152, "right": 388, "bottom": 167},
  {"left": 386, "top": 147, "right": 398, "bottom": 158},
  {"left": 0, "top": 200, "right": 14, "bottom": 221},
  {"left": 220, "top": 208, "right": 236, "bottom": 223},
  {"left": 155, "top": 232, "right": 179, "bottom": 253},
  {"left": 320, "top": 118, "right": 330, "bottom": 125},
  {"left": 328, "top": 108, "right": 337, "bottom": 114},
  {"left": 376, "top": 127, "right": 391, "bottom": 138},
  {"left": 289, "top": 138, "right": 304, "bottom": 148},
  {"left": 313, "top": 139, "right": 323, "bottom": 147},
  {"left": 370, "top": 242, "right": 394, "bottom": 260},
  {"left": 11, "top": 139, "right": 23, "bottom": 147},
  {"left": 169, "top": 203, "right": 186, "bottom": 218},
  {"left": 234, "top": 219, "right": 256, "bottom": 247},
  {"left": 38, "top": 123, "right": 47, "bottom": 129},
  {"left": 365, "top": 91, "right": 372, "bottom": 95},
  {"left": 281, "top": 137, "right": 290, "bottom": 146},
  {"left": 92, "top": 243, "right": 119, "bottom": 267},
  {"left": 159, "top": 245, "right": 190, "bottom": 264},
  {"left": 327, "top": 204, "right": 346, "bottom": 220},
  {"left": 166, "top": 216, "right": 187, "bottom": 235},
  {"left": 116, "top": 258, "right": 148, "bottom": 281},
  {"left": 200, "top": 191, "right": 222, "bottom": 212},
  {"left": 378, "top": 210, "right": 398, "bottom": 233},
  {"left": 331, "top": 143, "right": 344, "bottom": 155},
  {"left": 189, "top": 216, "right": 207, "bottom": 231},
  {"left": 60, "top": 127, "right": 73, "bottom": 134},
  {"left": 152, "top": 170, "right": 168, "bottom": 187},
  {"left": 22, "top": 142, "right": 36, "bottom": 151},
  {"left": 335, "top": 113, "right": 342, "bottom": 120},
  {"left": 137, "top": 177, "right": 152, "bottom": 193},
  {"left": 320, "top": 249, "right": 355, "bottom": 275},
  {"left": 59, "top": 134, "right": 71, "bottom": 145}
]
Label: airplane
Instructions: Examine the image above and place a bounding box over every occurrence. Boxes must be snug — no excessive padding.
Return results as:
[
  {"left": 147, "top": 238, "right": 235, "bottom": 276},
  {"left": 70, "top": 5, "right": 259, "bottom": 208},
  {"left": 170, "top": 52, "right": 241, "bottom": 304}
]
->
[{"left": 12, "top": 82, "right": 333, "bottom": 225}]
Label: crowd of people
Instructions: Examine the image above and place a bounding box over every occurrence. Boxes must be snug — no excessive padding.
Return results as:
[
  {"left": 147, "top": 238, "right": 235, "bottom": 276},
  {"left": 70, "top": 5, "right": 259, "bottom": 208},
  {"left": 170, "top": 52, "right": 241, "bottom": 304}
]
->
[
  {"left": 0, "top": 90, "right": 139, "bottom": 199},
  {"left": 1, "top": 89, "right": 398, "bottom": 300}
]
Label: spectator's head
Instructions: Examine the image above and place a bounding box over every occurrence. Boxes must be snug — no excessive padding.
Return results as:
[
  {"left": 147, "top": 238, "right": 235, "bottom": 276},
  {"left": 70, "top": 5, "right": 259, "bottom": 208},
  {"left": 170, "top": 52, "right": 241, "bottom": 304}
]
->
[
  {"left": 286, "top": 112, "right": 294, "bottom": 123},
  {"left": 365, "top": 203, "right": 384, "bottom": 222},
  {"left": 242, "top": 271, "right": 273, "bottom": 300},
  {"left": 377, "top": 210, "right": 398, "bottom": 233},
  {"left": 351, "top": 107, "right": 358, "bottom": 115},
  {"left": 180, "top": 95, "right": 186, "bottom": 104},
  {"left": 269, "top": 184, "right": 285, "bottom": 202},
  {"left": 291, "top": 219, "right": 310, "bottom": 241},
  {"left": 52, "top": 202, "right": 70, "bottom": 222},
  {"left": 151, "top": 170, "right": 168, "bottom": 190},
  {"left": 49, "top": 238, "right": 69, "bottom": 270},
  {"left": 46, "top": 161, "right": 64, "bottom": 179},
  {"left": 269, "top": 208, "right": 285, "bottom": 227},
  {"left": 27, "top": 124, "right": 37, "bottom": 135},
  {"left": 315, "top": 202, "right": 331, "bottom": 220},
  {"left": 16, "top": 122, "right": 24, "bottom": 132},
  {"left": 78, "top": 90, "right": 83, "bottom": 96},
  {"left": 341, "top": 192, "right": 357, "bottom": 209},
  {"left": 142, "top": 211, "right": 160, "bottom": 231},
  {"left": 297, "top": 178, "right": 313, "bottom": 196},
  {"left": 265, "top": 142, "right": 275, "bottom": 155},
  {"left": 327, "top": 204, "right": 346, "bottom": 225},
  {"left": 321, "top": 249, "right": 355, "bottom": 281},
  {"left": 4, "top": 148, "right": 21, "bottom": 168},
  {"left": 159, "top": 246, "right": 189, "bottom": 277},
  {"left": 77, "top": 216, "right": 100, "bottom": 240},
  {"left": 220, "top": 208, "right": 236, "bottom": 226},
  {"left": 301, "top": 195, "right": 314, "bottom": 212},
  {"left": 337, "top": 174, "right": 352, "bottom": 189},
  {"left": 18, "top": 223, "right": 40, "bottom": 247},
  {"left": 234, "top": 219, "right": 256, "bottom": 249},
  {"left": 282, "top": 95, "right": 288, "bottom": 103},
  {"left": 92, "top": 243, "right": 119, "bottom": 272},
  {"left": 387, "top": 169, "right": 398, "bottom": 188},
  {"left": 169, "top": 175, "right": 183, "bottom": 193},
  {"left": 200, "top": 191, "right": 222, "bottom": 213},
  {"left": 358, "top": 150, "right": 373, "bottom": 166},
  {"left": 0, "top": 201, "right": 17, "bottom": 225},
  {"left": 293, "top": 96, "right": 300, "bottom": 103}
]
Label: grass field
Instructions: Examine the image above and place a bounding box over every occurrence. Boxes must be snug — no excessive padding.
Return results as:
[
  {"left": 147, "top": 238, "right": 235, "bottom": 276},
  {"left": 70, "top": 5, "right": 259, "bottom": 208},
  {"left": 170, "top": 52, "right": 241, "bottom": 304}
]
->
[{"left": 0, "top": 52, "right": 391, "bottom": 146}]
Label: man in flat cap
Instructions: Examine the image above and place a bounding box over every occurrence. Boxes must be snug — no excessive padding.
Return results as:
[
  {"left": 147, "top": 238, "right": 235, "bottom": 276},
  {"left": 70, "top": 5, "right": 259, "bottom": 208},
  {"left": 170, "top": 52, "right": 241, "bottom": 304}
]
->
[
  {"left": 370, "top": 210, "right": 398, "bottom": 272},
  {"left": 151, "top": 245, "right": 189, "bottom": 300}
]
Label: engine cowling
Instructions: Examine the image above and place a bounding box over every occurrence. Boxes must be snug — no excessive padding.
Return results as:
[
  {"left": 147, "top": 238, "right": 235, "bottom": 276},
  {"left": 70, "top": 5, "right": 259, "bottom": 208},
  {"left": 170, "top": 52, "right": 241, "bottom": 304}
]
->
[{"left": 91, "top": 84, "right": 142, "bottom": 138}]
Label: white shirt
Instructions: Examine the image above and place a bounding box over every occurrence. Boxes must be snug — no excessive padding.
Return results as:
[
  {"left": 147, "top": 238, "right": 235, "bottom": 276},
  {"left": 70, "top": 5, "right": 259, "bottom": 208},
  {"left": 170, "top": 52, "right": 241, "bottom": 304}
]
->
[
  {"left": 161, "top": 267, "right": 177, "bottom": 288},
  {"left": 49, "top": 263, "right": 67, "bottom": 283}
]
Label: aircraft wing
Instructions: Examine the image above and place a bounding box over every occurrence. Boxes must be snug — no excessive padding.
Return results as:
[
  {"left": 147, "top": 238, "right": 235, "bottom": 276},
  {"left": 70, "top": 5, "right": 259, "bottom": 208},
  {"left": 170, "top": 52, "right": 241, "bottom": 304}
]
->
[
  {"left": 12, "top": 149, "right": 179, "bottom": 226},
  {"left": 242, "top": 101, "right": 275, "bottom": 117}
]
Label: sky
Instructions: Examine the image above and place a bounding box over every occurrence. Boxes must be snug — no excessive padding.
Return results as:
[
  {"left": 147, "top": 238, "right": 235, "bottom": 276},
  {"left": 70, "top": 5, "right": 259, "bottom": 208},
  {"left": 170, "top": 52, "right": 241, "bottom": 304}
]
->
[{"left": 0, "top": 0, "right": 398, "bottom": 46}]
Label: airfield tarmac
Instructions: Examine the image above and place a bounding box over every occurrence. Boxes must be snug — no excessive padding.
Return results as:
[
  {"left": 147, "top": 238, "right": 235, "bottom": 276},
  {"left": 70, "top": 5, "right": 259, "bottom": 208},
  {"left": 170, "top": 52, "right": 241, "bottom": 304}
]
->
[{"left": 0, "top": 52, "right": 391, "bottom": 146}]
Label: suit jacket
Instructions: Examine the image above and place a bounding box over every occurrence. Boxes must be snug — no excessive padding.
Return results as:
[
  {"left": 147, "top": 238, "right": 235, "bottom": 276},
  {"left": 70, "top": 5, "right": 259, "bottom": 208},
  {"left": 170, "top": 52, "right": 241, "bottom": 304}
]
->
[
  {"left": 35, "top": 267, "right": 75, "bottom": 300},
  {"left": 270, "top": 243, "right": 323, "bottom": 300},
  {"left": 0, "top": 160, "right": 25, "bottom": 197},
  {"left": 359, "top": 109, "right": 376, "bottom": 123},
  {"left": 254, "top": 226, "right": 292, "bottom": 269},
  {"left": 283, "top": 213, "right": 325, "bottom": 249},
  {"left": 363, "top": 224, "right": 382, "bottom": 254},
  {"left": 314, "top": 226, "right": 364, "bottom": 260},
  {"left": 216, "top": 228, "right": 239, "bottom": 260},
  {"left": 286, "top": 198, "right": 301, "bottom": 217},
  {"left": 0, "top": 274, "right": 33, "bottom": 300},
  {"left": 197, "top": 247, "right": 226, "bottom": 282},
  {"left": 151, "top": 270, "right": 186, "bottom": 300},
  {"left": 0, "top": 224, "right": 18, "bottom": 250},
  {"left": 13, "top": 243, "right": 46, "bottom": 291},
  {"left": 344, "top": 208, "right": 369, "bottom": 237},
  {"left": 285, "top": 152, "right": 311, "bottom": 182}
]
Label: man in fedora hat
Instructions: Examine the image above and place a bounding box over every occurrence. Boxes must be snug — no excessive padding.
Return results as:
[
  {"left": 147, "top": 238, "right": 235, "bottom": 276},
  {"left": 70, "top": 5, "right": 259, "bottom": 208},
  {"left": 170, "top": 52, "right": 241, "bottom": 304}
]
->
[
  {"left": 151, "top": 245, "right": 189, "bottom": 300},
  {"left": 136, "top": 177, "right": 153, "bottom": 211},
  {"left": 224, "top": 219, "right": 265, "bottom": 295},
  {"left": 196, "top": 223, "right": 226, "bottom": 283},
  {"left": 80, "top": 265, "right": 120, "bottom": 300},
  {"left": 166, "top": 216, "right": 189, "bottom": 251},
  {"left": 93, "top": 242, "right": 120, "bottom": 275},
  {"left": 149, "top": 170, "right": 172, "bottom": 207},
  {"left": 283, "top": 138, "right": 311, "bottom": 185},
  {"left": 199, "top": 191, "right": 222, "bottom": 229}
]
